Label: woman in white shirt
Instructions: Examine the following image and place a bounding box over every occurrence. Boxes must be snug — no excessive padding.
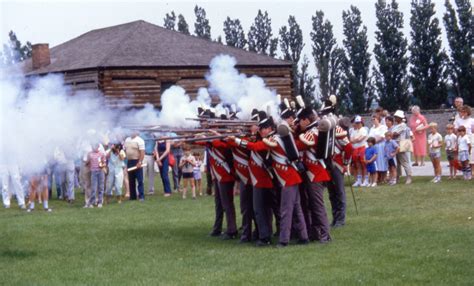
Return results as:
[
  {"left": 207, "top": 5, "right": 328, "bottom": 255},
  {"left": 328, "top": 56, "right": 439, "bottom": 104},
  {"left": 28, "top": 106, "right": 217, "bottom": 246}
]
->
[{"left": 454, "top": 105, "right": 474, "bottom": 172}]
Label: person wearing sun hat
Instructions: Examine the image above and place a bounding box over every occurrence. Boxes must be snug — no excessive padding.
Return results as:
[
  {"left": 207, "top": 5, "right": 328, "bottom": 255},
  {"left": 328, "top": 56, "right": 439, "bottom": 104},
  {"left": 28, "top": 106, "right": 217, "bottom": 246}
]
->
[
  {"left": 349, "top": 115, "right": 369, "bottom": 187},
  {"left": 392, "top": 110, "right": 413, "bottom": 184}
]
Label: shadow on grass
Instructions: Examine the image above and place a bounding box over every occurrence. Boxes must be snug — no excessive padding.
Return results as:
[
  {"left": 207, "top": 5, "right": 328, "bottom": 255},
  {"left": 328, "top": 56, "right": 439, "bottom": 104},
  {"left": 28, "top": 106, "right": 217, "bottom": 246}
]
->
[
  {"left": 0, "top": 249, "right": 37, "bottom": 259},
  {"left": 113, "top": 224, "right": 247, "bottom": 248}
]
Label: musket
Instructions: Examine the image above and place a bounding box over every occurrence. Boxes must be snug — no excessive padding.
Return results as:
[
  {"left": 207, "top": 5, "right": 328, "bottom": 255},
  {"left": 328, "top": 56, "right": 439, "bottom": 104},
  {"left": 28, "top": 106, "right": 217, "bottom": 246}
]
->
[
  {"left": 140, "top": 128, "right": 240, "bottom": 133},
  {"left": 203, "top": 122, "right": 255, "bottom": 127},
  {"left": 154, "top": 129, "right": 242, "bottom": 141},
  {"left": 186, "top": 118, "right": 257, "bottom": 124},
  {"left": 180, "top": 133, "right": 243, "bottom": 143}
]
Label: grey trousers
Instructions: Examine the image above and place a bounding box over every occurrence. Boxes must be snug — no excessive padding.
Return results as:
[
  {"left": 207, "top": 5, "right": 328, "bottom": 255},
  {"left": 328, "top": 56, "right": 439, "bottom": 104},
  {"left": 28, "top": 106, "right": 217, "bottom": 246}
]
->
[
  {"left": 144, "top": 155, "right": 156, "bottom": 192},
  {"left": 211, "top": 180, "right": 223, "bottom": 234},
  {"left": 239, "top": 182, "right": 254, "bottom": 241},
  {"left": 396, "top": 152, "right": 412, "bottom": 177},
  {"left": 279, "top": 185, "right": 308, "bottom": 244},
  {"left": 79, "top": 163, "right": 91, "bottom": 205},
  {"left": 307, "top": 182, "right": 331, "bottom": 242},
  {"left": 218, "top": 181, "right": 237, "bottom": 235},
  {"left": 327, "top": 163, "right": 346, "bottom": 225},
  {"left": 253, "top": 187, "right": 274, "bottom": 240}
]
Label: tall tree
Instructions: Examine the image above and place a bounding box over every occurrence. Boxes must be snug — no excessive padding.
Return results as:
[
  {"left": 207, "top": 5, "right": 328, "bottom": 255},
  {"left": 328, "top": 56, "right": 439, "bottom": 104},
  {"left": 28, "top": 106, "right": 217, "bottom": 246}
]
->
[
  {"left": 342, "top": 6, "right": 371, "bottom": 113},
  {"left": 177, "top": 14, "right": 190, "bottom": 35},
  {"left": 163, "top": 11, "right": 176, "bottom": 30},
  {"left": 279, "top": 15, "right": 304, "bottom": 96},
  {"left": 329, "top": 47, "right": 347, "bottom": 99},
  {"left": 248, "top": 10, "right": 278, "bottom": 56},
  {"left": 310, "top": 10, "right": 344, "bottom": 100},
  {"left": 194, "top": 5, "right": 211, "bottom": 40},
  {"left": 223, "top": 17, "right": 247, "bottom": 49},
  {"left": 373, "top": 0, "right": 410, "bottom": 111},
  {"left": 2, "top": 31, "right": 32, "bottom": 65},
  {"left": 296, "top": 55, "right": 318, "bottom": 108},
  {"left": 443, "top": 0, "right": 473, "bottom": 105},
  {"left": 410, "top": 0, "right": 448, "bottom": 109},
  {"left": 279, "top": 15, "right": 304, "bottom": 63}
]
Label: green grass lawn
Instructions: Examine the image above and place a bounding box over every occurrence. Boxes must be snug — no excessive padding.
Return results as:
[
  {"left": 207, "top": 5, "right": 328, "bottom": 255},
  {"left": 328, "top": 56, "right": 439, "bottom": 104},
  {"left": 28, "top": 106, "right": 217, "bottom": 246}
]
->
[{"left": 1, "top": 177, "right": 473, "bottom": 285}]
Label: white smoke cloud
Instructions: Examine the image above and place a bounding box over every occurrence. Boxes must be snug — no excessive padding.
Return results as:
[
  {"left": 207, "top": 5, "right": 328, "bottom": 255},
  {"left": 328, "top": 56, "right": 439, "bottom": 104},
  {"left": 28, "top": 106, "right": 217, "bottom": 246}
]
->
[
  {"left": 0, "top": 53, "right": 281, "bottom": 174},
  {"left": 0, "top": 71, "right": 115, "bottom": 174},
  {"left": 155, "top": 85, "right": 199, "bottom": 128},
  {"left": 206, "top": 54, "right": 279, "bottom": 120}
]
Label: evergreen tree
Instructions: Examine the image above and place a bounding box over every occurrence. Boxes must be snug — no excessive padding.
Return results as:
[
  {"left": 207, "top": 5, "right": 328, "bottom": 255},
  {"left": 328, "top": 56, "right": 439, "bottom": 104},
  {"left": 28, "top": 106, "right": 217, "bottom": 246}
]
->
[
  {"left": 163, "top": 11, "right": 176, "bottom": 30},
  {"left": 216, "top": 35, "right": 223, "bottom": 44},
  {"left": 279, "top": 15, "right": 304, "bottom": 63},
  {"left": 373, "top": 0, "right": 410, "bottom": 111},
  {"left": 194, "top": 5, "right": 211, "bottom": 40},
  {"left": 410, "top": 0, "right": 448, "bottom": 109},
  {"left": 2, "top": 31, "right": 32, "bottom": 65},
  {"left": 223, "top": 17, "right": 247, "bottom": 49},
  {"left": 310, "top": 10, "right": 344, "bottom": 100},
  {"left": 342, "top": 5, "right": 371, "bottom": 113},
  {"left": 177, "top": 14, "right": 190, "bottom": 35},
  {"left": 329, "top": 47, "right": 347, "bottom": 98},
  {"left": 296, "top": 55, "right": 318, "bottom": 108},
  {"left": 443, "top": 0, "right": 473, "bottom": 105},
  {"left": 248, "top": 10, "right": 276, "bottom": 56},
  {"left": 279, "top": 15, "right": 304, "bottom": 96},
  {"left": 269, "top": 38, "right": 279, "bottom": 58}
]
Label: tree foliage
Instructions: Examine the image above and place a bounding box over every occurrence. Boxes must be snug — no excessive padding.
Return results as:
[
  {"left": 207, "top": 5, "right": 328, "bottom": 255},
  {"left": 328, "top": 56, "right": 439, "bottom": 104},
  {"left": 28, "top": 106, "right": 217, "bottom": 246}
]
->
[
  {"left": 223, "top": 17, "right": 247, "bottom": 49},
  {"left": 248, "top": 10, "right": 278, "bottom": 56},
  {"left": 443, "top": 0, "right": 473, "bottom": 105},
  {"left": 410, "top": 0, "right": 448, "bottom": 109},
  {"left": 194, "top": 5, "right": 211, "bottom": 40},
  {"left": 163, "top": 11, "right": 176, "bottom": 30},
  {"left": 373, "top": 0, "right": 410, "bottom": 111},
  {"left": 342, "top": 6, "right": 371, "bottom": 113}
]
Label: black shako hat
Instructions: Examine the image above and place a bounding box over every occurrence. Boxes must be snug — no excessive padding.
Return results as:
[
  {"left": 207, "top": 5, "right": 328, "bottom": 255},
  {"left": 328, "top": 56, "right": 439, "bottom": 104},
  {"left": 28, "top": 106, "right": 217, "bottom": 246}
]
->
[{"left": 258, "top": 110, "right": 274, "bottom": 129}]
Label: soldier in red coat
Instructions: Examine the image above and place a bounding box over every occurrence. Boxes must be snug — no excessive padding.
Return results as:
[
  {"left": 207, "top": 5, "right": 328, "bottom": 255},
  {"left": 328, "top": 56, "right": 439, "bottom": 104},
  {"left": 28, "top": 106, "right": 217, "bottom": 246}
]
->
[
  {"left": 296, "top": 107, "right": 332, "bottom": 243},
  {"left": 250, "top": 110, "right": 309, "bottom": 248},
  {"left": 229, "top": 111, "right": 276, "bottom": 246},
  {"left": 211, "top": 110, "right": 259, "bottom": 243},
  {"left": 326, "top": 122, "right": 353, "bottom": 228}
]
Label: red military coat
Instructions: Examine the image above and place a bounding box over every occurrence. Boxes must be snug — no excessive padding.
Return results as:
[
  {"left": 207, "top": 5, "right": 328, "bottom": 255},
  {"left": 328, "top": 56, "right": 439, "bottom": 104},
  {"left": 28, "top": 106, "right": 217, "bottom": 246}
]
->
[
  {"left": 236, "top": 139, "right": 274, "bottom": 188},
  {"left": 226, "top": 139, "right": 251, "bottom": 186},
  {"left": 196, "top": 140, "right": 235, "bottom": 183},
  {"left": 264, "top": 135, "right": 302, "bottom": 187},
  {"left": 296, "top": 128, "right": 331, "bottom": 183}
]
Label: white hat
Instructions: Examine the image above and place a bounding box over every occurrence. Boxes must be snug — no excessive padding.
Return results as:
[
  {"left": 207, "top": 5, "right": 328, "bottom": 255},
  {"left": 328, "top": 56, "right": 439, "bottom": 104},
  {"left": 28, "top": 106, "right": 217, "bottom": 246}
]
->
[
  {"left": 394, "top": 110, "right": 405, "bottom": 119},
  {"left": 353, "top": 115, "right": 362, "bottom": 123}
]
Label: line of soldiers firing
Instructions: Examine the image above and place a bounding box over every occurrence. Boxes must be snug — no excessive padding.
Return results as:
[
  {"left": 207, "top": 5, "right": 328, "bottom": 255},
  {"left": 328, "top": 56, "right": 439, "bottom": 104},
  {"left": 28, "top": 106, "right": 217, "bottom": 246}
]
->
[{"left": 138, "top": 95, "right": 354, "bottom": 247}]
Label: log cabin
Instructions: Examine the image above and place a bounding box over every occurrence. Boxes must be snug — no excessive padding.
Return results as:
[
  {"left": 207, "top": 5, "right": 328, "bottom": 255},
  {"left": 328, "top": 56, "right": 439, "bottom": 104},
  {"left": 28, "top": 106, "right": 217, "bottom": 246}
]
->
[{"left": 20, "top": 20, "right": 294, "bottom": 108}]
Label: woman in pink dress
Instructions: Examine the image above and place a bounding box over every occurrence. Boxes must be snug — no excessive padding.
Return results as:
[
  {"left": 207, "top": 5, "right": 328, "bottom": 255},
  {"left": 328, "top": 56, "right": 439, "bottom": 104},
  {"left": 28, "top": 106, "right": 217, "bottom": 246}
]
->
[{"left": 408, "top": 106, "right": 429, "bottom": 166}]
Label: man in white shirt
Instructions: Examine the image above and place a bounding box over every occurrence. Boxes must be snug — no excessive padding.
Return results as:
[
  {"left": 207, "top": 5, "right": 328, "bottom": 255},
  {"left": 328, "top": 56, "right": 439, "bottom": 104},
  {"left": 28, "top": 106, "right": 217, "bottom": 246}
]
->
[{"left": 124, "top": 132, "right": 145, "bottom": 201}]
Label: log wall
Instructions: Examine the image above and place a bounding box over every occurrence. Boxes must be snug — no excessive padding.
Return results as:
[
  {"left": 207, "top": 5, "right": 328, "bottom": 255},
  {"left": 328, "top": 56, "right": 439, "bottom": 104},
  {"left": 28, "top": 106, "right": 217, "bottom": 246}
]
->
[{"left": 98, "top": 66, "right": 293, "bottom": 108}]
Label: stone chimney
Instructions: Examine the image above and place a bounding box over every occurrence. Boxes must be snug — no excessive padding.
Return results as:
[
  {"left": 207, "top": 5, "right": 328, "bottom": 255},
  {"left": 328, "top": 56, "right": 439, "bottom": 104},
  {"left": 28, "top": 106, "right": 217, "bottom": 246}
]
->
[{"left": 32, "top": 43, "right": 50, "bottom": 69}]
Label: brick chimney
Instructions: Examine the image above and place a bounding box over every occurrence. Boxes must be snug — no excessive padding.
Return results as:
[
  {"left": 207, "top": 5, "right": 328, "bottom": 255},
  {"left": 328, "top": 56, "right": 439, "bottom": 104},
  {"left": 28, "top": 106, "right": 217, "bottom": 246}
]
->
[{"left": 32, "top": 43, "right": 50, "bottom": 69}]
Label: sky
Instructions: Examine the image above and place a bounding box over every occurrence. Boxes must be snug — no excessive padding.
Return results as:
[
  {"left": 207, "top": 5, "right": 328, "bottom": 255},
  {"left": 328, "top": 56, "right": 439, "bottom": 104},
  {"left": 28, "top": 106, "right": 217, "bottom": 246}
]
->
[{"left": 0, "top": 0, "right": 451, "bottom": 75}]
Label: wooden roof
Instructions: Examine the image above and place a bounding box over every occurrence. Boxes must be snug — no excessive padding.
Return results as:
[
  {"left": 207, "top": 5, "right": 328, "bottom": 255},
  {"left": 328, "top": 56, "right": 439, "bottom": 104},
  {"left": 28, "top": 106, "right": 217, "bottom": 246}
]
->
[{"left": 23, "top": 20, "right": 291, "bottom": 75}]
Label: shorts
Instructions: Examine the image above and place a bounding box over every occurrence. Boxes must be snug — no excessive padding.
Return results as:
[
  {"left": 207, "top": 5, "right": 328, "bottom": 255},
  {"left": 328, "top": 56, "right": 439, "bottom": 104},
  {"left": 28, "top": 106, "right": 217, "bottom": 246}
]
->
[
  {"left": 193, "top": 171, "right": 201, "bottom": 180},
  {"left": 429, "top": 151, "right": 441, "bottom": 159},
  {"left": 182, "top": 172, "right": 193, "bottom": 179},
  {"left": 446, "top": 150, "right": 455, "bottom": 161},
  {"left": 458, "top": 150, "right": 469, "bottom": 162},
  {"left": 352, "top": 146, "right": 366, "bottom": 164},
  {"left": 366, "top": 163, "right": 376, "bottom": 174},
  {"left": 387, "top": 158, "right": 396, "bottom": 168}
]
